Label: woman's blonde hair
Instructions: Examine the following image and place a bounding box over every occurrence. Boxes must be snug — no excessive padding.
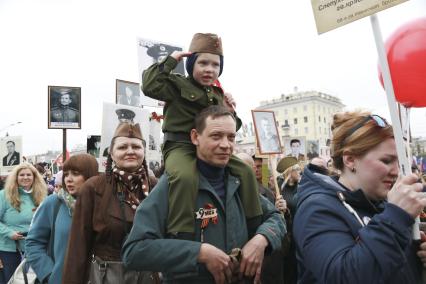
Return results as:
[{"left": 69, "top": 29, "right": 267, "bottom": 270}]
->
[
  {"left": 4, "top": 163, "right": 47, "bottom": 211},
  {"left": 330, "top": 110, "right": 394, "bottom": 171},
  {"left": 282, "top": 164, "right": 302, "bottom": 186}
]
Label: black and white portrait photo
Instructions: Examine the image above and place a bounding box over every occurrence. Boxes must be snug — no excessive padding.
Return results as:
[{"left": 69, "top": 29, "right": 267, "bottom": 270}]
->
[
  {"left": 252, "top": 110, "right": 282, "bottom": 155},
  {"left": 87, "top": 135, "right": 101, "bottom": 158},
  {"left": 116, "top": 79, "right": 141, "bottom": 107},
  {"left": 307, "top": 140, "right": 319, "bottom": 160},
  {"left": 0, "top": 136, "right": 22, "bottom": 175},
  {"left": 137, "top": 37, "right": 184, "bottom": 107},
  {"left": 48, "top": 86, "right": 81, "bottom": 129},
  {"left": 283, "top": 136, "right": 306, "bottom": 162}
]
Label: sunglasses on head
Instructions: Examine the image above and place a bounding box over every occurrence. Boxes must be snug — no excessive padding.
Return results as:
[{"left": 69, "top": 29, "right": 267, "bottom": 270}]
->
[{"left": 345, "top": 114, "right": 389, "bottom": 139}]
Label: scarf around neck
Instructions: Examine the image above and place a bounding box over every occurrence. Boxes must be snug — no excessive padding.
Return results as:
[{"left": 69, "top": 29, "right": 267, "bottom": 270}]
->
[
  {"left": 112, "top": 166, "right": 148, "bottom": 210},
  {"left": 57, "top": 188, "right": 76, "bottom": 216}
]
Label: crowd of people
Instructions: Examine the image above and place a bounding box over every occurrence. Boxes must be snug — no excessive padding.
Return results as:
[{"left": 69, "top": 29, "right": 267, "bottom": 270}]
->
[{"left": 0, "top": 32, "right": 425, "bottom": 284}]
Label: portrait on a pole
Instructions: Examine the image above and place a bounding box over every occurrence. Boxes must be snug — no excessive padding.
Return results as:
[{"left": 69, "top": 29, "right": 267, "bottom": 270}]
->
[
  {"left": 283, "top": 136, "right": 306, "bottom": 162},
  {"left": 0, "top": 136, "right": 22, "bottom": 175},
  {"left": 137, "top": 37, "right": 185, "bottom": 107},
  {"left": 48, "top": 86, "right": 81, "bottom": 129},
  {"left": 116, "top": 79, "right": 141, "bottom": 107},
  {"left": 306, "top": 140, "right": 319, "bottom": 160},
  {"left": 252, "top": 110, "right": 282, "bottom": 155}
]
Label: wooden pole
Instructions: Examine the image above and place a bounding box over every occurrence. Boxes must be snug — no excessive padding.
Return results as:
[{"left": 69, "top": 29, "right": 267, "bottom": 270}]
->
[{"left": 62, "top": 129, "right": 67, "bottom": 162}]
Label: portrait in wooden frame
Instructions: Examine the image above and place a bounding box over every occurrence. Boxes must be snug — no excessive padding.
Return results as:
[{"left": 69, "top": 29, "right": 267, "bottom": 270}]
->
[{"left": 252, "top": 110, "right": 282, "bottom": 155}]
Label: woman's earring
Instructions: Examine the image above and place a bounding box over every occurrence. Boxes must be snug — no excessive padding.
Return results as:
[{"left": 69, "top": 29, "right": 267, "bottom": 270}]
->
[{"left": 351, "top": 167, "right": 356, "bottom": 173}]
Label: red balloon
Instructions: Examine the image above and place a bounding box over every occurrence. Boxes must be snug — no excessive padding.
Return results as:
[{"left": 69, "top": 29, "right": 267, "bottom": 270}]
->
[{"left": 379, "top": 17, "right": 426, "bottom": 108}]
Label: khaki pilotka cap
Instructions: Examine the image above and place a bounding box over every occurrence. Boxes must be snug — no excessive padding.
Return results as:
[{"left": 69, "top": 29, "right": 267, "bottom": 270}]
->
[
  {"left": 276, "top": 157, "right": 298, "bottom": 174},
  {"left": 189, "top": 33, "right": 223, "bottom": 56},
  {"left": 113, "top": 122, "right": 143, "bottom": 140}
]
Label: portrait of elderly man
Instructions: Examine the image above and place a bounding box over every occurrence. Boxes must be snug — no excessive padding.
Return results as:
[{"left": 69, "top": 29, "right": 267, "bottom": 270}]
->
[
  {"left": 50, "top": 88, "right": 80, "bottom": 124},
  {"left": 258, "top": 116, "right": 281, "bottom": 153},
  {"left": 2, "top": 140, "right": 20, "bottom": 166}
]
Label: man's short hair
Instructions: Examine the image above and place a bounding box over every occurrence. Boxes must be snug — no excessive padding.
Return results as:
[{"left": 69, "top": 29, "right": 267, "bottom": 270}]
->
[
  {"left": 290, "top": 139, "right": 300, "bottom": 146},
  {"left": 194, "top": 105, "right": 235, "bottom": 133},
  {"left": 6, "top": 141, "right": 15, "bottom": 146}
]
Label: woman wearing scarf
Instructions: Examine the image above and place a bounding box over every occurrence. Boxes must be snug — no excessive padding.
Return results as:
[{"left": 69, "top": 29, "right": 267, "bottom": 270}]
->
[
  {"left": 62, "top": 122, "right": 156, "bottom": 284},
  {"left": 0, "top": 163, "right": 46, "bottom": 283},
  {"left": 25, "top": 154, "right": 98, "bottom": 283}
]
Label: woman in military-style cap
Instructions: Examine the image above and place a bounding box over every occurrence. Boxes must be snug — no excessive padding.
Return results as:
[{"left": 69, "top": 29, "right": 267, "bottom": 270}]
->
[{"left": 62, "top": 122, "right": 158, "bottom": 284}]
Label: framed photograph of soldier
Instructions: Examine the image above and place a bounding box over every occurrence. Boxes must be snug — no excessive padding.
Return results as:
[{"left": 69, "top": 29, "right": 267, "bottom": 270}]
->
[
  {"left": 306, "top": 140, "right": 319, "bottom": 160},
  {"left": 116, "top": 79, "right": 141, "bottom": 108},
  {"left": 99, "top": 102, "right": 150, "bottom": 172},
  {"left": 283, "top": 136, "right": 307, "bottom": 162},
  {"left": 251, "top": 110, "right": 282, "bottom": 155},
  {"left": 48, "top": 86, "right": 81, "bottom": 129},
  {"left": 137, "top": 37, "right": 185, "bottom": 107},
  {"left": 87, "top": 135, "right": 101, "bottom": 158},
  {"left": 0, "top": 136, "right": 22, "bottom": 175}
]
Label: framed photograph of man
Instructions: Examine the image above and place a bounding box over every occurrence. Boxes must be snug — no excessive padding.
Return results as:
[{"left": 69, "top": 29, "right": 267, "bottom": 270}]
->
[
  {"left": 306, "top": 140, "right": 319, "bottom": 160},
  {"left": 48, "top": 86, "right": 81, "bottom": 129},
  {"left": 87, "top": 135, "right": 101, "bottom": 158},
  {"left": 137, "top": 37, "right": 185, "bottom": 107},
  {"left": 116, "top": 79, "right": 141, "bottom": 107},
  {"left": 252, "top": 110, "right": 282, "bottom": 155},
  {"left": 0, "top": 136, "right": 22, "bottom": 175},
  {"left": 283, "top": 136, "right": 306, "bottom": 162},
  {"left": 99, "top": 102, "right": 150, "bottom": 172}
]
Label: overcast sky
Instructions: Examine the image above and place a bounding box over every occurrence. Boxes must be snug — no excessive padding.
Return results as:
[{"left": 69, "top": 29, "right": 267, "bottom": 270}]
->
[{"left": 0, "top": 0, "right": 425, "bottom": 155}]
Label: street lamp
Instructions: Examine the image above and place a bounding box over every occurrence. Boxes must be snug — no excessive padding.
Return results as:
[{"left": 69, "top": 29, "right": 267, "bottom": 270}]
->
[{"left": 0, "top": 122, "right": 22, "bottom": 137}]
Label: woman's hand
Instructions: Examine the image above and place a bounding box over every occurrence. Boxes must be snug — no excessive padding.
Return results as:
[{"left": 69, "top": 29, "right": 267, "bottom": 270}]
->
[
  {"left": 387, "top": 174, "right": 426, "bottom": 218},
  {"left": 10, "top": 232, "right": 25, "bottom": 240}
]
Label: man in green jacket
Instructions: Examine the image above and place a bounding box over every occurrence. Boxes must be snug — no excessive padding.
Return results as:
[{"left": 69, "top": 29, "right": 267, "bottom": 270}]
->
[{"left": 122, "top": 106, "right": 286, "bottom": 284}]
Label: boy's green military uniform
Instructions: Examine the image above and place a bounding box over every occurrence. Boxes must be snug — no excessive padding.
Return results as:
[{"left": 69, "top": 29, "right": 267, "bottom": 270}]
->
[{"left": 143, "top": 55, "right": 262, "bottom": 234}]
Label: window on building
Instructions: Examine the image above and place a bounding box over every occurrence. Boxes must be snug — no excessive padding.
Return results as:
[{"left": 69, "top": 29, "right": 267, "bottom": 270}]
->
[
  {"left": 303, "top": 105, "right": 307, "bottom": 111},
  {"left": 304, "top": 116, "right": 308, "bottom": 123},
  {"left": 294, "top": 128, "right": 299, "bottom": 135},
  {"left": 319, "top": 127, "right": 321, "bottom": 134},
  {"left": 304, "top": 127, "right": 308, "bottom": 134},
  {"left": 324, "top": 117, "right": 326, "bottom": 123},
  {"left": 318, "top": 116, "right": 321, "bottom": 122},
  {"left": 293, "top": 107, "right": 297, "bottom": 113},
  {"left": 294, "top": 118, "right": 298, "bottom": 124},
  {"left": 284, "top": 109, "right": 288, "bottom": 115},
  {"left": 284, "top": 119, "right": 288, "bottom": 126}
]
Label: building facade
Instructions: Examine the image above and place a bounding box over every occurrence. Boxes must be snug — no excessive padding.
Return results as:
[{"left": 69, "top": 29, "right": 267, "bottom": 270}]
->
[{"left": 255, "top": 89, "right": 345, "bottom": 158}]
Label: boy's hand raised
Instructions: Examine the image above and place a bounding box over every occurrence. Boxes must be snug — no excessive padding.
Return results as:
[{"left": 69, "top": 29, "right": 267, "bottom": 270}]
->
[{"left": 171, "top": 51, "right": 192, "bottom": 62}]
